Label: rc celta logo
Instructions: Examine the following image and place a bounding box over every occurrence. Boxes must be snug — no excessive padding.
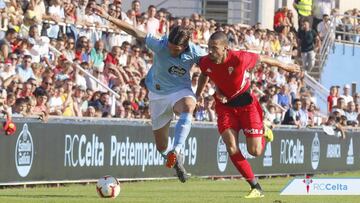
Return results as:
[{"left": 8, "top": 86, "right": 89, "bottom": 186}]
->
[
  {"left": 281, "top": 178, "right": 360, "bottom": 195},
  {"left": 303, "top": 175, "right": 313, "bottom": 193}
]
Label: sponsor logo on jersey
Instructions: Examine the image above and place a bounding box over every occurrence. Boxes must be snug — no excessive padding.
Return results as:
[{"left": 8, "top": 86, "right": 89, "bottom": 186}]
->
[{"left": 168, "top": 66, "right": 186, "bottom": 77}]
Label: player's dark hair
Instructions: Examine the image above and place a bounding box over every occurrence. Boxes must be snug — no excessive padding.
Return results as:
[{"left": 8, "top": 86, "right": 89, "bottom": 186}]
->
[
  {"left": 168, "top": 26, "right": 193, "bottom": 47},
  {"left": 209, "top": 31, "right": 228, "bottom": 45}
]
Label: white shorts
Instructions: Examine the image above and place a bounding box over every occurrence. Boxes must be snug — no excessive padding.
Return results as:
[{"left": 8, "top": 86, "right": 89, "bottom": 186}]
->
[{"left": 149, "top": 88, "right": 196, "bottom": 130}]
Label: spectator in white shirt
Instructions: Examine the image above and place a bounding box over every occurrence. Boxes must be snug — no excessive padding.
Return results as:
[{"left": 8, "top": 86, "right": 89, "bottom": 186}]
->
[
  {"left": 28, "top": 25, "right": 50, "bottom": 64},
  {"left": 191, "top": 72, "right": 200, "bottom": 93},
  {"left": 245, "top": 29, "right": 257, "bottom": 47},
  {"left": 340, "top": 84, "right": 353, "bottom": 104},
  {"left": 146, "top": 5, "right": 159, "bottom": 35},
  {"left": 275, "top": 68, "right": 286, "bottom": 87},
  {"left": 47, "top": 0, "right": 65, "bottom": 39},
  {"left": 317, "top": 14, "right": 331, "bottom": 40},
  {"left": 48, "top": 87, "right": 64, "bottom": 115},
  {"left": 86, "top": 63, "right": 108, "bottom": 92},
  {"left": 81, "top": 2, "right": 104, "bottom": 43},
  {"left": 345, "top": 101, "right": 359, "bottom": 126},
  {"left": 16, "top": 55, "right": 35, "bottom": 83},
  {"left": 76, "top": 0, "right": 89, "bottom": 21},
  {"left": 75, "top": 62, "right": 89, "bottom": 88},
  {"left": 0, "top": 62, "right": 16, "bottom": 81},
  {"left": 312, "top": 0, "right": 335, "bottom": 29},
  {"left": 24, "top": 38, "right": 41, "bottom": 63}
]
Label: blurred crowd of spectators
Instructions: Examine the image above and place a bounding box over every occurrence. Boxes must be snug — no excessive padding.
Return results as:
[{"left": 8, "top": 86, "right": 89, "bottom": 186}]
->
[
  {"left": 326, "top": 85, "right": 360, "bottom": 128},
  {"left": 0, "top": 0, "right": 358, "bottom": 129}
]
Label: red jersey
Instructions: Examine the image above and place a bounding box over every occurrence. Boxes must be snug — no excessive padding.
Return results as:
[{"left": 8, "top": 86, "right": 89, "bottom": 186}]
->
[
  {"left": 105, "top": 53, "right": 119, "bottom": 65},
  {"left": 327, "top": 95, "right": 337, "bottom": 113},
  {"left": 199, "top": 50, "right": 259, "bottom": 100},
  {"left": 274, "top": 11, "right": 285, "bottom": 27}
]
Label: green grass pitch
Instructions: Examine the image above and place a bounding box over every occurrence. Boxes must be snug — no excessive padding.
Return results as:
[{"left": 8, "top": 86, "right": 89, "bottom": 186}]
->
[{"left": 1, "top": 171, "right": 360, "bottom": 203}]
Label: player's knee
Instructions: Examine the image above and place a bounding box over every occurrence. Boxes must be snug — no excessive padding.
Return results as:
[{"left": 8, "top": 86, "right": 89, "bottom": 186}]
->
[
  {"left": 226, "top": 145, "right": 238, "bottom": 156},
  {"left": 247, "top": 145, "right": 263, "bottom": 157},
  {"left": 182, "top": 104, "right": 195, "bottom": 113}
]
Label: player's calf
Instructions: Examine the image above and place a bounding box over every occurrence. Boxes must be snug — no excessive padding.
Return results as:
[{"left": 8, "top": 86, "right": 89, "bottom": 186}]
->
[{"left": 248, "top": 147, "right": 263, "bottom": 157}]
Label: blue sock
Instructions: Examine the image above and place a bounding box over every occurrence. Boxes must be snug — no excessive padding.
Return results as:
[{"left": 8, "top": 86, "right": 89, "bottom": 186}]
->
[{"left": 173, "top": 112, "right": 192, "bottom": 154}]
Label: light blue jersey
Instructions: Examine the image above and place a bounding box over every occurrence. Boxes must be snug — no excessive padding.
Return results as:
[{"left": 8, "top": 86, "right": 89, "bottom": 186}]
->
[{"left": 145, "top": 34, "right": 206, "bottom": 95}]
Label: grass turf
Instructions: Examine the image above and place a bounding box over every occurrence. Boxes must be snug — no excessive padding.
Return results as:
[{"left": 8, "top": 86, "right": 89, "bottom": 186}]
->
[{"left": 1, "top": 171, "right": 360, "bottom": 203}]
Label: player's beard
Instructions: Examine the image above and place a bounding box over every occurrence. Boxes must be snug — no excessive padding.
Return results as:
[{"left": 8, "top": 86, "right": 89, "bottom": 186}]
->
[
  {"left": 209, "top": 53, "right": 221, "bottom": 64},
  {"left": 209, "top": 51, "right": 227, "bottom": 64}
]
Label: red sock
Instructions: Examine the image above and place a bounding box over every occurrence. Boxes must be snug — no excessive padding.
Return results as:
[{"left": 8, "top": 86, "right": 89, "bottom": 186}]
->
[{"left": 230, "top": 151, "right": 255, "bottom": 181}]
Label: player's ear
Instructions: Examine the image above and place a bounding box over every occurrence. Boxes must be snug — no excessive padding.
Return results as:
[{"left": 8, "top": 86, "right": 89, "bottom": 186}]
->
[{"left": 222, "top": 40, "right": 229, "bottom": 51}]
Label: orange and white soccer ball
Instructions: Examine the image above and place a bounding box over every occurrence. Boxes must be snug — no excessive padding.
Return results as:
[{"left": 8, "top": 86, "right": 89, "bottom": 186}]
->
[{"left": 96, "top": 175, "right": 121, "bottom": 198}]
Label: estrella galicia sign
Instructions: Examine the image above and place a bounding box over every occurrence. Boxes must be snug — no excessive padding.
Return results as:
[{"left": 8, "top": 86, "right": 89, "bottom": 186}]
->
[{"left": 168, "top": 66, "right": 186, "bottom": 77}]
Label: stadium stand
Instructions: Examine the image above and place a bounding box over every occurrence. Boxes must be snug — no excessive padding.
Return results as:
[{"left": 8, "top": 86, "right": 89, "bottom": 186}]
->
[{"left": 0, "top": 0, "right": 359, "bottom": 129}]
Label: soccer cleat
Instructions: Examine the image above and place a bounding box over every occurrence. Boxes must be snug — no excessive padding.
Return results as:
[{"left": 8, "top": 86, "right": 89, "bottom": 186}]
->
[
  {"left": 173, "top": 153, "right": 191, "bottom": 183},
  {"left": 166, "top": 150, "right": 177, "bottom": 168},
  {"left": 244, "top": 188, "right": 265, "bottom": 199},
  {"left": 264, "top": 126, "right": 274, "bottom": 142}
]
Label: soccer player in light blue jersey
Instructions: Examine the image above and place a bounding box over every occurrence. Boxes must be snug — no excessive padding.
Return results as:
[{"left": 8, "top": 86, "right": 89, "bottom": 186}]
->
[{"left": 94, "top": 5, "right": 206, "bottom": 183}]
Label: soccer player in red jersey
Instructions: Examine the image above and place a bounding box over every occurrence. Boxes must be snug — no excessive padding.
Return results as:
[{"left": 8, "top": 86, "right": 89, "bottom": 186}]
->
[{"left": 196, "top": 31, "right": 300, "bottom": 198}]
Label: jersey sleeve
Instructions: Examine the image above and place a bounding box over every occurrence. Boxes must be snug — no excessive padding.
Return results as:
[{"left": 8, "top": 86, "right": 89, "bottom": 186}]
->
[
  {"left": 237, "top": 51, "right": 260, "bottom": 71},
  {"left": 145, "top": 33, "right": 164, "bottom": 53}
]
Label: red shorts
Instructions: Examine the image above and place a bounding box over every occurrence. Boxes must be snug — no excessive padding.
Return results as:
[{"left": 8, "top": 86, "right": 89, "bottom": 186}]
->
[{"left": 215, "top": 94, "right": 264, "bottom": 137}]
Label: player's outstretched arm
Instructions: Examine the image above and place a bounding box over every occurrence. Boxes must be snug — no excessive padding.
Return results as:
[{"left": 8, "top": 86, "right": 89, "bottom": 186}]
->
[
  {"left": 259, "top": 55, "right": 301, "bottom": 73},
  {"left": 195, "top": 73, "right": 209, "bottom": 98},
  {"left": 92, "top": 5, "right": 147, "bottom": 42}
]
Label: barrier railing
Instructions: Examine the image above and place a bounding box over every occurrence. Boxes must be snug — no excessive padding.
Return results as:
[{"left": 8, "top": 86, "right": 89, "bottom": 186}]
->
[
  {"left": 303, "top": 72, "right": 329, "bottom": 116},
  {"left": 48, "top": 45, "right": 119, "bottom": 116},
  {"left": 307, "top": 14, "right": 360, "bottom": 81}
]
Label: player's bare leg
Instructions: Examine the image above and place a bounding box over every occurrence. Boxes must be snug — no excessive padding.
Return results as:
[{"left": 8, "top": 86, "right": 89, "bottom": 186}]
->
[
  {"left": 153, "top": 120, "right": 188, "bottom": 182},
  {"left": 246, "top": 136, "right": 265, "bottom": 157},
  {"left": 221, "top": 129, "right": 264, "bottom": 198},
  {"left": 153, "top": 120, "right": 171, "bottom": 156}
]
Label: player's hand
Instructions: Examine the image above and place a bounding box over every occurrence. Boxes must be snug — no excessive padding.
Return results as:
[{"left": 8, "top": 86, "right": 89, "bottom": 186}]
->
[
  {"left": 92, "top": 5, "right": 107, "bottom": 18},
  {"left": 195, "top": 95, "right": 203, "bottom": 110},
  {"left": 196, "top": 95, "right": 203, "bottom": 102},
  {"left": 216, "top": 91, "right": 228, "bottom": 104}
]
